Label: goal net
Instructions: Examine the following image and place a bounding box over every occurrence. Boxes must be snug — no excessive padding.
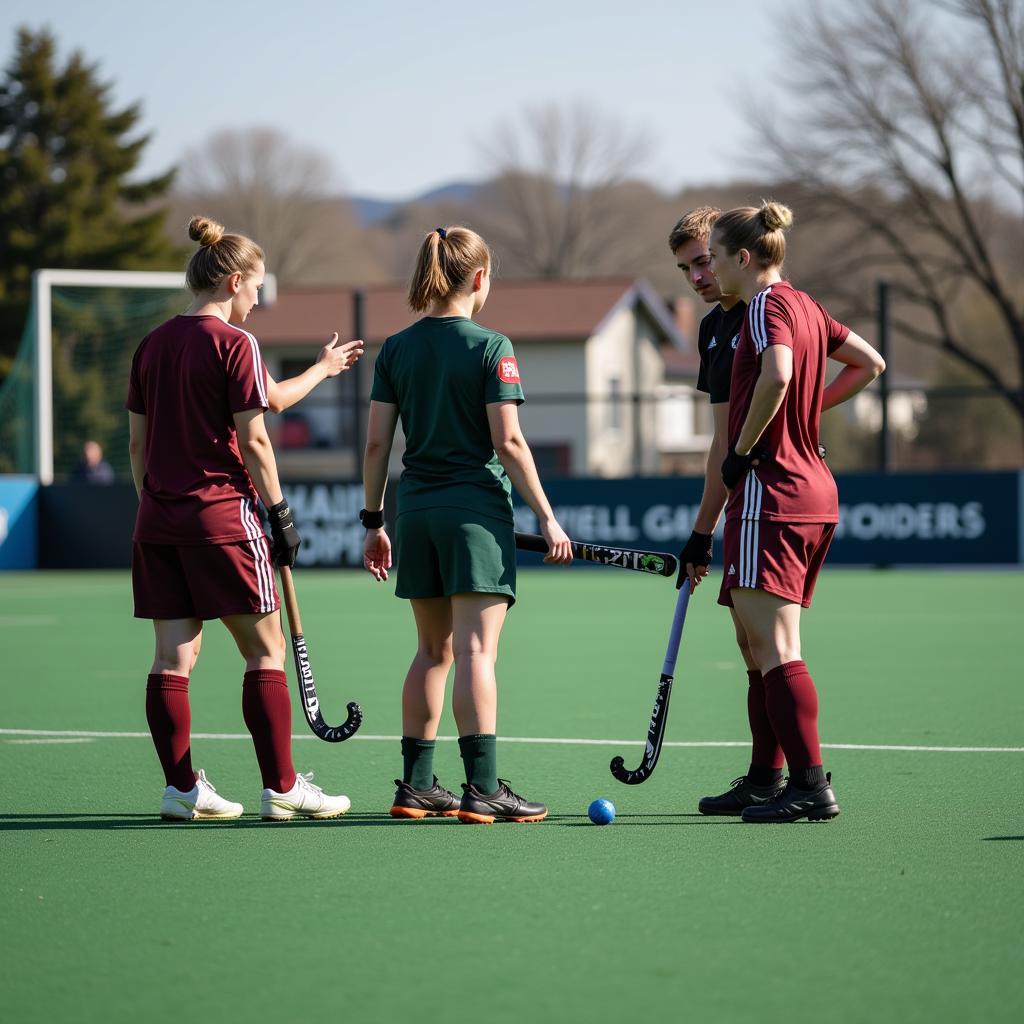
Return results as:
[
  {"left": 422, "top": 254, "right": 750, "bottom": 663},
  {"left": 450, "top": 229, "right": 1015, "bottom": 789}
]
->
[{"left": 0, "top": 270, "right": 274, "bottom": 482}]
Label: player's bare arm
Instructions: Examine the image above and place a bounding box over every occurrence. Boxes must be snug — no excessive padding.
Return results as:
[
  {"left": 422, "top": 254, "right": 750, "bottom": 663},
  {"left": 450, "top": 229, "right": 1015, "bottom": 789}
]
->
[
  {"left": 128, "top": 411, "right": 147, "bottom": 498},
  {"left": 684, "top": 401, "right": 731, "bottom": 590},
  {"left": 233, "top": 408, "right": 285, "bottom": 508},
  {"left": 822, "top": 332, "right": 886, "bottom": 411},
  {"left": 487, "top": 401, "right": 572, "bottom": 564},
  {"left": 362, "top": 399, "right": 398, "bottom": 581},
  {"left": 265, "top": 334, "right": 364, "bottom": 413},
  {"left": 734, "top": 345, "right": 793, "bottom": 456}
]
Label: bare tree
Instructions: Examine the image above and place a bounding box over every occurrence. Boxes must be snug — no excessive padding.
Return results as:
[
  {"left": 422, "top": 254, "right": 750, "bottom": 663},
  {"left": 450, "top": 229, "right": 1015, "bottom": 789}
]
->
[
  {"left": 477, "top": 102, "right": 655, "bottom": 278},
  {"left": 754, "top": 0, "right": 1024, "bottom": 424},
  {"left": 174, "top": 127, "right": 380, "bottom": 285}
]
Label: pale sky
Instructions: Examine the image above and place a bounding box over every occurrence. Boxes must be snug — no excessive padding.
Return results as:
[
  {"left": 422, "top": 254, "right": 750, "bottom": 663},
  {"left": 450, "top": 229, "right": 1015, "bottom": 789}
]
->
[{"left": 2, "top": 0, "right": 808, "bottom": 199}]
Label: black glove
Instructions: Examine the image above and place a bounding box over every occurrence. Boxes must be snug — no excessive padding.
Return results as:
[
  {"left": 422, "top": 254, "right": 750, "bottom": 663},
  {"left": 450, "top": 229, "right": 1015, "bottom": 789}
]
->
[
  {"left": 267, "top": 500, "right": 301, "bottom": 568},
  {"left": 722, "top": 444, "right": 769, "bottom": 490},
  {"left": 676, "top": 531, "right": 713, "bottom": 590}
]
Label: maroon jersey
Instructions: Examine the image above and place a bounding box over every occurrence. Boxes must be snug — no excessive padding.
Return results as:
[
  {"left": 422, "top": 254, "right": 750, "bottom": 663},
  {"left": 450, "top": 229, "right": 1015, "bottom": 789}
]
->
[
  {"left": 726, "top": 282, "right": 849, "bottom": 523},
  {"left": 126, "top": 315, "right": 269, "bottom": 544}
]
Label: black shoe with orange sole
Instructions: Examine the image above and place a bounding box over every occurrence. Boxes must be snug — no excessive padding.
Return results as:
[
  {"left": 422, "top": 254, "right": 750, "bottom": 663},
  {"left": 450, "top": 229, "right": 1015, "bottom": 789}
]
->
[
  {"left": 457, "top": 780, "right": 547, "bottom": 824},
  {"left": 389, "top": 777, "right": 461, "bottom": 819}
]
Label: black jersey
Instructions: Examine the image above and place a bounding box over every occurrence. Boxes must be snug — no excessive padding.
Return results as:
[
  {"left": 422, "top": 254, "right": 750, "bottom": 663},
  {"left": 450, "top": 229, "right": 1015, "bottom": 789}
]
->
[{"left": 696, "top": 301, "right": 746, "bottom": 405}]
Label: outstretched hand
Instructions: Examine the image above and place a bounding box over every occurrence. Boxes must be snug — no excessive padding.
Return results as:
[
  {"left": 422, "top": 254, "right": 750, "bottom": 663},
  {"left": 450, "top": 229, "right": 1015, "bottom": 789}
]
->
[{"left": 317, "top": 334, "right": 364, "bottom": 377}]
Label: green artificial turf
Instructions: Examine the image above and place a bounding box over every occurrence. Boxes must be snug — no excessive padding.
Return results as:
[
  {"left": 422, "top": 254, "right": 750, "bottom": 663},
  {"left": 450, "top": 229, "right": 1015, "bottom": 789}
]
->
[{"left": 1, "top": 569, "right": 1022, "bottom": 1024}]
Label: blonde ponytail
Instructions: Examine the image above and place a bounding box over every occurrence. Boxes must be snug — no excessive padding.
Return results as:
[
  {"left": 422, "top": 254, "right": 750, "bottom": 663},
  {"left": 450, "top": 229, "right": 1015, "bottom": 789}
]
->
[{"left": 407, "top": 226, "right": 491, "bottom": 312}]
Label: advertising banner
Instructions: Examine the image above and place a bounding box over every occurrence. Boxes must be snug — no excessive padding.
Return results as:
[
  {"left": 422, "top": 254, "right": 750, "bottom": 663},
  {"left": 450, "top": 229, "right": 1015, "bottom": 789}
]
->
[
  {"left": 282, "top": 481, "right": 375, "bottom": 569},
  {"left": 0, "top": 477, "right": 39, "bottom": 570},
  {"left": 282, "top": 473, "right": 1021, "bottom": 568},
  {"left": 511, "top": 472, "right": 1022, "bottom": 567}
]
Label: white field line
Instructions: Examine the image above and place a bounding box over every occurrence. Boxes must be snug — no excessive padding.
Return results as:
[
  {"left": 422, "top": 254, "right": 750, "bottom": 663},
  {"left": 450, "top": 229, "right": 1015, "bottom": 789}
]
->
[
  {"left": 3, "top": 737, "right": 94, "bottom": 744},
  {"left": 0, "top": 728, "right": 1021, "bottom": 754}
]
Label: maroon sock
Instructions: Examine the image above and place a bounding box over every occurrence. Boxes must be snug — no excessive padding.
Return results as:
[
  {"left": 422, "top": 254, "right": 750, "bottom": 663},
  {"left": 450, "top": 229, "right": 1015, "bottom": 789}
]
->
[
  {"left": 145, "top": 673, "right": 196, "bottom": 792},
  {"left": 242, "top": 669, "right": 296, "bottom": 793},
  {"left": 746, "top": 669, "right": 785, "bottom": 772},
  {"left": 762, "top": 660, "right": 823, "bottom": 771}
]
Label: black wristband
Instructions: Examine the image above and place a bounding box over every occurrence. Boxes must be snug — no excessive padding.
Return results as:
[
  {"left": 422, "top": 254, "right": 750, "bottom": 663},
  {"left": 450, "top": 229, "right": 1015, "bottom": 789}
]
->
[
  {"left": 266, "top": 500, "right": 300, "bottom": 568},
  {"left": 359, "top": 508, "right": 384, "bottom": 529},
  {"left": 676, "top": 530, "right": 714, "bottom": 590},
  {"left": 268, "top": 499, "right": 291, "bottom": 524}
]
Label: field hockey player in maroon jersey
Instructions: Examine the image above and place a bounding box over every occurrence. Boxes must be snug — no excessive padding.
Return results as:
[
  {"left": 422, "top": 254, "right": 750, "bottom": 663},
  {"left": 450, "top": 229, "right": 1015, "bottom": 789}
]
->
[
  {"left": 705, "top": 201, "right": 885, "bottom": 822},
  {"left": 127, "top": 215, "right": 362, "bottom": 822},
  {"left": 669, "top": 207, "right": 791, "bottom": 817}
]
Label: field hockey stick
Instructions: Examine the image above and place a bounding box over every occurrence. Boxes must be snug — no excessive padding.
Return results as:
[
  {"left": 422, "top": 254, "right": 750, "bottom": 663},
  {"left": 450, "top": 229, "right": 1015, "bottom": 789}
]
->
[
  {"left": 514, "top": 532, "right": 677, "bottom": 578},
  {"left": 609, "top": 579, "right": 691, "bottom": 784},
  {"left": 278, "top": 566, "right": 363, "bottom": 743}
]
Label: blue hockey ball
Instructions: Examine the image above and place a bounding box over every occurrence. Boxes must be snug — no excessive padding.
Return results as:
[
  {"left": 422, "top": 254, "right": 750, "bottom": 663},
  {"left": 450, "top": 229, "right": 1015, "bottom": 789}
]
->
[{"left": 588, "top": 798, "right": 616, "bottom": 825}]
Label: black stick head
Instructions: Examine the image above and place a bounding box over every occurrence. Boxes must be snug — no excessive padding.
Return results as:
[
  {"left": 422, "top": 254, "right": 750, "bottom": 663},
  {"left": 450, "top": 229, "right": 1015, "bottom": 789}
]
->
[
  {"left": 313, "top": 701, "right": 363, "bottom": 743},
  {"left": 610, "top": 755, "right": 651, "bottom": 785}
]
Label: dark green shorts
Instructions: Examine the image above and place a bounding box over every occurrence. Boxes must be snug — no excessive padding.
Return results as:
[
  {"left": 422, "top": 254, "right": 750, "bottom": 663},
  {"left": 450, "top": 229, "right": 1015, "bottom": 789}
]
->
[{"left": 394, "top": 507, "right": 516, "bottom": 605}]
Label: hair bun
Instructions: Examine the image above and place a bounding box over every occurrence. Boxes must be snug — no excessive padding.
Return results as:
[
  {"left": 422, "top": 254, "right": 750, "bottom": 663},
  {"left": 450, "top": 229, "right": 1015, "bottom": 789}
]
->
[
  {"left": 759, "top": 201, "right": 793, "bottom": 232},
  {"left": 188, "top": 215, "right": 225, "bottom": 247}
]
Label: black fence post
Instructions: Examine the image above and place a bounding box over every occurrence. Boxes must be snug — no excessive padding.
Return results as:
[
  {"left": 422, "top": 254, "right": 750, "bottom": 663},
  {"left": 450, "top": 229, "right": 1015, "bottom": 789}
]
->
[
  {"left": 352, "top": 288, "right": 365, "bottom": 470},
  {"left": 877, "top": 280, "right": 891, "bottom": 473}
]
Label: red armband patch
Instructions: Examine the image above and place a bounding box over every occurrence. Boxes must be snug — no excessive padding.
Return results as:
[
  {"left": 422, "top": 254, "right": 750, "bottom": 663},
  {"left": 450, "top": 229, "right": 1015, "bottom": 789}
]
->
[{"left": 498, "top": 357, "right": 521, "bottom": 384}]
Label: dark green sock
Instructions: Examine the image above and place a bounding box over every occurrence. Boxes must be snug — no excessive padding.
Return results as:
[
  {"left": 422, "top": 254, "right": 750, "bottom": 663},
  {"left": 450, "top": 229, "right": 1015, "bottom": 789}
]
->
[
  {"left": 458, "top": 733, "right": 498, "bottom": 794},
  {"left": 401, "top": 736, "right": 436, "bottom": 790}
]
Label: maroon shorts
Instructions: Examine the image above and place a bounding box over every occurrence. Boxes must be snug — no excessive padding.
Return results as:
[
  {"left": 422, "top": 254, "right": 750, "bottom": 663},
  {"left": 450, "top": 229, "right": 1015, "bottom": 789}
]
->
[
  {"left": 132, "top": 539, "right": 279, "bottom": 620},
  {"left": 718, "top": 520, "right": 835, "bottom": 609}
]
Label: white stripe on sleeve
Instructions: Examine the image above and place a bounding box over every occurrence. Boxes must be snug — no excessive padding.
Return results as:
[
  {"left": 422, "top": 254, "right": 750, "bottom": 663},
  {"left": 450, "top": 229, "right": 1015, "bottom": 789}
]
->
[
  {"left": 746, "top": 286, "right": 773, "bottom": 354},
  {"left": 238, "top": 328, "right": 269, "bottom": 408}
]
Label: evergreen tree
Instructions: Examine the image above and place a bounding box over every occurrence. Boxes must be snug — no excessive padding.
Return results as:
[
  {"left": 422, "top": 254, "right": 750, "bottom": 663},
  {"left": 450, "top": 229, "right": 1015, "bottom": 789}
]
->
[{"left": 0, "top": 27, "right": 178, "bottom": 372}]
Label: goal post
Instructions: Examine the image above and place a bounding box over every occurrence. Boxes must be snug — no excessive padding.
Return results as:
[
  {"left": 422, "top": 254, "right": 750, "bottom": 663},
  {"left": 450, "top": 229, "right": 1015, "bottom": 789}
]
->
[{"left": 29, "top": 268, "right": 277, "bottom": 484}]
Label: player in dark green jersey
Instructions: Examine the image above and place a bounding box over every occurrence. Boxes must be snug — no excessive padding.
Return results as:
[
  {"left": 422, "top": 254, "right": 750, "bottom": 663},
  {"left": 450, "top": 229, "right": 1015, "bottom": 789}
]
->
[{"left": 362, "top": 225, "right": 572, "bottom": 824}]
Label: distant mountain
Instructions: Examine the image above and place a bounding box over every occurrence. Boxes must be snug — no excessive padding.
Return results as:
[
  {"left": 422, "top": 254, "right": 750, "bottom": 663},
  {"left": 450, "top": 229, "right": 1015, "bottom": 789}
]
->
[{"left": 350, "top": 181, "right": 485, "bottom": 226}]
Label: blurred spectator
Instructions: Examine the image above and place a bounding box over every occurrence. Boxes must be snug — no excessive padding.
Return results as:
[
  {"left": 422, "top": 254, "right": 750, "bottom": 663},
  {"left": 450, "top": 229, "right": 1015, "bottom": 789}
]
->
[{"left": 72, "top": 440, "right": 115, "bottom": 485}]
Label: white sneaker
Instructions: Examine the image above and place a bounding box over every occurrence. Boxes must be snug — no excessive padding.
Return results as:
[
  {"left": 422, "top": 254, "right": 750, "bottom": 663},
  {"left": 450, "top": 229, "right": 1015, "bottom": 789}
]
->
[
  {"left": 159, "top": 769, "right": 244, "bottom": 821},
  {"left": 260, "top": 771, "right": 351, "bottom": 821}
]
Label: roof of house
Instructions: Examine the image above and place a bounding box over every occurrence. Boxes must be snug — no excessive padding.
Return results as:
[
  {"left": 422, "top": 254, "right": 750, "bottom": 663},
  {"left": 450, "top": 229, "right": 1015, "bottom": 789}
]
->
[
  {"left": 246, "top": 277, "right": 685, "bottom": 347},
  {"left": 661, "top": 344, "right": 702, "bottom": 378}
]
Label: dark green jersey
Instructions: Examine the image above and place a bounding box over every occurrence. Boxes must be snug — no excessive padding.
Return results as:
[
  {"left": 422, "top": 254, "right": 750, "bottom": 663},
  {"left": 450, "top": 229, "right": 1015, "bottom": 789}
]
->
[{"left": 370, "top": 316, "right": 525, "bottom": 521}]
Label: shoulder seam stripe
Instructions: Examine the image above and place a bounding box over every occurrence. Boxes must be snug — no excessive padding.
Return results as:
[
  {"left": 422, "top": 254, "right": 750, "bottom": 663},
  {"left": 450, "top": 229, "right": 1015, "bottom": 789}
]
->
[{"left": 237, "top": 327, "right": 269, "bottom": 408}]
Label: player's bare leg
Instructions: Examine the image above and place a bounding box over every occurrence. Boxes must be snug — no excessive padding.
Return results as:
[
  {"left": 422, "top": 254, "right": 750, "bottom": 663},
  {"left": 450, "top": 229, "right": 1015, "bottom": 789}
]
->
[
  {"left": 450, "top": 593, "right": 505, "bottom": 736},
  {"left": 403, "top": 597, "right": 454, "bottom": 739},
  {"left": 390, "top": 598, "right": 460, "bottom": 819},
  {"left": 451, "top": 594, "right": 546, "bottom": 824}
]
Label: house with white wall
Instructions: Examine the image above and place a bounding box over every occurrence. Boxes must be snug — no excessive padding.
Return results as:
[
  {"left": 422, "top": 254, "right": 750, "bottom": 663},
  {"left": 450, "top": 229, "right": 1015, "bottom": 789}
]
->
[{"left": 247, "top": 279, "right": 700, "bottom": 479}]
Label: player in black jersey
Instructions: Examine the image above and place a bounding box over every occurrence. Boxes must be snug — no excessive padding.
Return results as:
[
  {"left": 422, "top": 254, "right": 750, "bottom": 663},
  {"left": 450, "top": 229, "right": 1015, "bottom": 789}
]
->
[
  {"left": 668, "top": 207, "right": 787, "bottom": 815},
  {"left": 668, "top": 207, "right": 746, "bottom": 590}
]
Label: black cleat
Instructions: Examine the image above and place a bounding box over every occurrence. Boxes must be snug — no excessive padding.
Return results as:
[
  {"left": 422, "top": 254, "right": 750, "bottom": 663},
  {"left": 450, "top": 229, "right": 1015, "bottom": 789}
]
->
[
  {"left": 457, "top": 779, "right": 548, "bottom": 824},
  {"left": 698, "top": 775, "right": 787, "bottom": 816},
  {"left": 389, "top": 777, "right": 461, "bottom": 819},
  {"left": 741, "top": 772, "right": 840, "bottom": 823}
]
